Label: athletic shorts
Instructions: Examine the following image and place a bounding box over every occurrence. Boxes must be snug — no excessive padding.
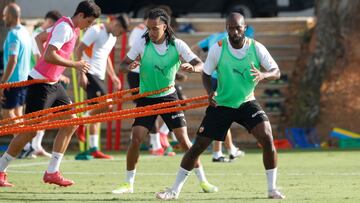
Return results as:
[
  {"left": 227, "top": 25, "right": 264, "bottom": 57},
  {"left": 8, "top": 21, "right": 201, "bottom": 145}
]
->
[
  {"left": 133, "top": 91, "right": 186, "bottom": 131},
  {"left": 2, "top": 86, "right": 27, "bottom": 109},
  {"left": 25, "top": 76, "right": 72, "bottom": 114},
  {"left": 197, "top": 100, "right": 269, "bottom": 141},
  {"left": 85, "top": 73, "right": 106, "bottom": 102}
]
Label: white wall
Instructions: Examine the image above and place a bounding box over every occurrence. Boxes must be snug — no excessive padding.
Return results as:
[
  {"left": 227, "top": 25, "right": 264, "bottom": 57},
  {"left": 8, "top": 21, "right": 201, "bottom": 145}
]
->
[{"left": 17, "top": 0, "right": 82, "bottom": 18}]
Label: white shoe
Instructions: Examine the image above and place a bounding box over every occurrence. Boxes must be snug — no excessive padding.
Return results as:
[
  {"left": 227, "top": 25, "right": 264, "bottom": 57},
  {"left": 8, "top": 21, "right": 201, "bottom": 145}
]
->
[
  {"left": 268, "top": 189, "right": 285, "bottom": 199},
  {"left": 229, "top": 148, "right": 245, "bottom": 161},
  {"left": 155, "top": 188, "right": 179, "bottom": 200},
  {"left": 112, "top": 183, "right": 134, "bottom": 194}
]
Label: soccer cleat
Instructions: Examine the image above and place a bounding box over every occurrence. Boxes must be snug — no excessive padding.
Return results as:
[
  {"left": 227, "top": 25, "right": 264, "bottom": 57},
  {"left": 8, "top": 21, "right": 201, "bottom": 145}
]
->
[
  {"left": 164, "top": 146, "right": 176, "bottom": 156},
  {"left": 0, "top": 172, "right": 14, "bottom": 187},
  {"left": 229, "top": 148, "right": 245, "bottom": 161},
  {"left": 74, "top": 151, "right": 93, "bottom": 160},
  {"left": 91, "top": 150, "right": 113, "bottom": 159},
  {"left": 212, "top": 156, "right": 229, "bottom": 162},
  {"left": 17, "top": 145, "right": 35, "bottom": 159},
  {"left": 150, "top": 148, "right": 165, "bottom": 156},
  {"left": 43, "top": 171, "right": 74, "bottom": 187},
  {"left": 112, "top": 183, "right": 134, "bottom": 194},
  {"left": 268, "top": 189, "right": 286, "bottom": 199},
  {"left": 200, "top": 181, "right": 218, "bottom": 193},
  {"left": 155, "top": 188, "right": 179, "bottom": 200}
]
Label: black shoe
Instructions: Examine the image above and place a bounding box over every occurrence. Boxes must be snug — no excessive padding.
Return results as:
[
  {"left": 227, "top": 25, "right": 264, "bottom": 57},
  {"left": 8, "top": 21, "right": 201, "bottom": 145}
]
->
[
  {"left": 212, "top": 156, "right": 229, "bottom": 162},
  {"left": 17, "top": 145, "right": 35, "bottom": 159}
]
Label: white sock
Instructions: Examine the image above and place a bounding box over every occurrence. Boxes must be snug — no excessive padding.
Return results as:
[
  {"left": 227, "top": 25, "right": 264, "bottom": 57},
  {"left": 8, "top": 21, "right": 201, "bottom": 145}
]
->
[
  {"left": 149, "top": 133, "right": 161, "bottom": 150},
  {"left": 32, "top": 131, "right": 45, "bottom": 151},
  {"left": 194, "top": 166, "right": 208, "bottom": 183},
  {"left": 89, "top": 134, "right": 99, "bottom": 148},
  {"left": 159, "top": 123, "right": 170, "bottom": 135},
  {"left": 228, "top": 145, "right": 238, "bottom": 156},
  {"left": 126, "top": 169, "right": 136, "bottom": 186},
  {"left": 47, "top": 152, "right": 64, "bottom": 173},
  {"left": 0, "top": 152, "right": 15, "bottom": 172},
  {"left": 171, "top": 167, "right": 190, "bottom": 194},
  {"left": 266, "top": 168, "right": 277, "bottom": 191},
  {"left": 213, "top": 151, "right": 223, "bottom": 159}
]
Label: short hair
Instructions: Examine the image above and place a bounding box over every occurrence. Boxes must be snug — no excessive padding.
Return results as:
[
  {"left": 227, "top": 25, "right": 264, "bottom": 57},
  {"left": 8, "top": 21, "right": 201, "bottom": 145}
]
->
[
  {"left": 114, "top": 13, "right": 129, "bottom": 31},
  {"left": 45, "top": 10, "right": 61, "bottom": 22},
  {"left": 73, "top": 0, "right": 101, "bottom": 18}
]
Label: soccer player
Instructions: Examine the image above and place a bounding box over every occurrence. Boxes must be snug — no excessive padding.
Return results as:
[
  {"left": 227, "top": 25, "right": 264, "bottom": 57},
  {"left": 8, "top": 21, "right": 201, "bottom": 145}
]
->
[
  {"left": 112, "top": 8, "right": 217, "bottom": 194},
  {"left": 0, "top": 0, "right": 101, "bottom": 187},
  {"left": 191, "top": 25, "right": 255, "bottom": 162},
  {"left": 0, "top": 3, "right": 32, "bottom": 158},
  {"left": 156, "top": 12, "right": 285, "bottom": 200},
  {"left": 74, "top": 14, "right": 129, "bottom": 159}
]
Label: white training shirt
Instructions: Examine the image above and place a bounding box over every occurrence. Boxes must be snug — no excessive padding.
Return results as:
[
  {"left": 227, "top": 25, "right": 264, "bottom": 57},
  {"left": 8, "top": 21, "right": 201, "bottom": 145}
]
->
[
  {"left": 127, "top": 24, "right": 147, "bottom": 73},
  {"left": 204, "top": 37, "right": 279, "bottom": 101},
  {"left": 81, "top": 24, "right": 117, "bottom": 80},
  {"left": 31, "top": 27, "right": 44, "bottom": 56},
  {"left": 29, "top": 17, "right": 74, "bottom": 82},
  {"left": 127, "top": 37, "right": 197, "bottom": 63}
]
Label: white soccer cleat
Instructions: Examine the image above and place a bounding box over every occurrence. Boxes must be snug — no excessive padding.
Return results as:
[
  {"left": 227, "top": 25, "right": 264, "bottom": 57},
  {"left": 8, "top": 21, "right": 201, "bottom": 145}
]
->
[
  {"left": 155, "top": 188, "right": 179, "bottom": 200},
  {"left": 112, "top": 183, "right": 134, "bottom": 194},
  {"left": 268, "top": 189, "right": 285, "bottom": 199},
  {"left": 229, "top": 148, "right": 245, "bottom": 161}
]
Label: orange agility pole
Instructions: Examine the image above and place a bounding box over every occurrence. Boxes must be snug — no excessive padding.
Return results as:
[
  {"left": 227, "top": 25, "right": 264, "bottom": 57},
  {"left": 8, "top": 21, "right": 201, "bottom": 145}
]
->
[{"left": 0, "top": 101, "right": 209, "bottom": 135}]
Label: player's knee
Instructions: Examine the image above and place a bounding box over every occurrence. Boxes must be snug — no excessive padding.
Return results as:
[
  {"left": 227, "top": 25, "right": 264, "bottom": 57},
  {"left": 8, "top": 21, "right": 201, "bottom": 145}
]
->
[{"left": 130, "top": 136, "right": 143, "bottom": 148}]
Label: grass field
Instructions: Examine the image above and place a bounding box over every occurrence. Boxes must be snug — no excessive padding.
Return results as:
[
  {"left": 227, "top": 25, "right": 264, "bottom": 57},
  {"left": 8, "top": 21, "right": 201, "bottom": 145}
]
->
[{"left": 0, "top": 149, "right": 359, "bottom": 203}]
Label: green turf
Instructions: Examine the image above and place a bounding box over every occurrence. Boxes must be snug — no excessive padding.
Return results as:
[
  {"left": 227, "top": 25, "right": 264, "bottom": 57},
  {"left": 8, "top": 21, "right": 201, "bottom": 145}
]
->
[{"left": 0, "top": 149, "right": 359, "bottom": 202}]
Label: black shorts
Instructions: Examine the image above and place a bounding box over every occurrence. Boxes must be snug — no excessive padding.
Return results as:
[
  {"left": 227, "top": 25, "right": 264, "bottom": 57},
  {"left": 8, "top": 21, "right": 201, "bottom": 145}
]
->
[
  {"left": 197, "top": 100, "right": 269, "bottom": 141},
  {"left": 85, "top": 73, "right": 106, "bottom": 101},
  {"left": 25, "top": 77, "right": 72, "bottom": 114},
  {"left": 133, "top": 91, "right": 186, "bottom": 131},
  {"left": 2, "top": 86, "right": 27, "bottom": 109}
]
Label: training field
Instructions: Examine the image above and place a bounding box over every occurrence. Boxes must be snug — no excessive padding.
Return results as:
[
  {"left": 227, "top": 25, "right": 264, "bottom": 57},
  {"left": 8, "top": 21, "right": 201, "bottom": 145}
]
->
[{"left": 0, "top": 149, "right": 359, "bottom": 203}]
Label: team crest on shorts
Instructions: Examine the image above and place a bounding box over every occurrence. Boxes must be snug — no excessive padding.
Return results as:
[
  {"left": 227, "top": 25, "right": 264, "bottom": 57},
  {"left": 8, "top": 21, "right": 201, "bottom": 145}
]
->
[{"left": 198, "top": 126, "right": 204, "bottom": 133}]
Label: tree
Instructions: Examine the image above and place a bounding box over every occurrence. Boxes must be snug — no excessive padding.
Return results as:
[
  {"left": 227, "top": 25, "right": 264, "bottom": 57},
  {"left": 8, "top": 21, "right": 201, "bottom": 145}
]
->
[{"left": 289, "top": 0, "right": 360, "bottom": 133}]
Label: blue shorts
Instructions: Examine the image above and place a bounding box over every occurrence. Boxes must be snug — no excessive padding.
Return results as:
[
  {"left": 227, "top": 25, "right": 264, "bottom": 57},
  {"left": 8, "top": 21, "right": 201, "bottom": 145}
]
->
[{"left": 2, "top": 86, "right": 27, "bottom": 109}]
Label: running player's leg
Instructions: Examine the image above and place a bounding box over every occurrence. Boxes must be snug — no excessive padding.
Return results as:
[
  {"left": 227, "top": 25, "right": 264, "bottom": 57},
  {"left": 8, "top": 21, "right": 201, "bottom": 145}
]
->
[
  {"left": 237, "top": 101, "right": 284, "bottom": 199},
  {"left": 224, "top": 130, "right": 245, "bottom": 161}
]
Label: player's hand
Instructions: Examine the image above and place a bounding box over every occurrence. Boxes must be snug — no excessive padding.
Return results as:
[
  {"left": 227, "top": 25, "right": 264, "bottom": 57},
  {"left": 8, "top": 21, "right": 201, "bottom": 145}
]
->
[
  {"left": 112, "top": 76, "right": 122, "bottom": 92},
  {"left": 74, "top": 60, "right": 90, "bottom": 73},
  {"left": 250, "top": 63, "right": 265, "bottom": 83},
  {"left": 79, "top": 73, "right": 88, "bottom": 89},
  {"left": 180, "top": 63, "right": 195, "bottom": 73},
  {"left": 208, "top": 91, "right": 217, "bottom": 107},
  {"left": 129, "top": 61, "right": 140, "bottom": 70}
]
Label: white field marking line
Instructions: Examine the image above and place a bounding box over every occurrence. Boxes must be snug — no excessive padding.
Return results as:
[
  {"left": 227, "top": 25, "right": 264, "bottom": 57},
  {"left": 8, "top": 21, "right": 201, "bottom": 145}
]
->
[
  {"left": 6, "top": 170, "right": 360, "bottom": 176},
  {"left": 8, "top": 155, "right": 159, "bottom": 168}
]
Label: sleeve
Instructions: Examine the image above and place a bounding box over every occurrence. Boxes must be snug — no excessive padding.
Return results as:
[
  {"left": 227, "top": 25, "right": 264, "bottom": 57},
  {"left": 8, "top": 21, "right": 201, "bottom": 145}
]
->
[
  {"left": 7, "top": 33, "right": 20, "bottom": 56},
  {"left": 48, "top": 22, "right": 73, "bottom": 50},
  {"left": 175, "top": 39, "right": 198, "bottom": 62},
  {"left": 254, "top": 41, "right": 279, "bottom": 71},
  {"left": 203, "top": 43, "right": 221, "bottom": 75},
  {"left": 128, "top": 27, "right": 145, "bottom": 47},
  {"left": 126, "top": 38, "right": 145, "bottom": 60},
  {"left": 31, "top": 30, "right": 40, "bottom": 55},
  {"left": 81, "top": 25, "right": 100, "bottom": 47}
]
